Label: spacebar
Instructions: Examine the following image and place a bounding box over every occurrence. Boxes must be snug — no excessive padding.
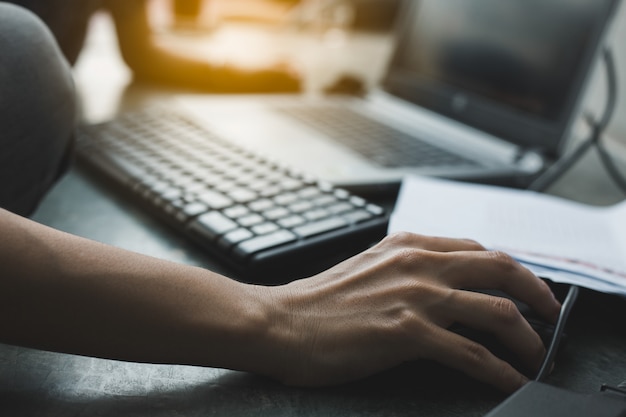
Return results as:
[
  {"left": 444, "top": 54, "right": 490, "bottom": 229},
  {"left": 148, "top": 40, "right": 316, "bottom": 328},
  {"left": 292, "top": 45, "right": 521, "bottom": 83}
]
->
[{"left": 235, "top": 230, "right": 297, "bottom": 257}]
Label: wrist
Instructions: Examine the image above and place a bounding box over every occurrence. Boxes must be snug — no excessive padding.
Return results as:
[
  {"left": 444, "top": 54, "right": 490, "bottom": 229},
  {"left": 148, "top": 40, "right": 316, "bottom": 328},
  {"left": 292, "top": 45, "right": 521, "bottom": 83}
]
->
[{"left": 233, "top": 283, "right": 304, "bottom": 384}]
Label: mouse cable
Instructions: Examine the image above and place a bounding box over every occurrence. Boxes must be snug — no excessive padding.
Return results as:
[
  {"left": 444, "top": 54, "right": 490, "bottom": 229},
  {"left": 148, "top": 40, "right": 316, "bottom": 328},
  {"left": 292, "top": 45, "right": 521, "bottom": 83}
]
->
[
  {"left": 528, "top": 47, "right": 624, "bottom": 194},
  {"left": 535, "top": 284, "right": 579, "bottom": 382},
  {"left": 590, "top": 48, "right": 626, "bottom": 195}
]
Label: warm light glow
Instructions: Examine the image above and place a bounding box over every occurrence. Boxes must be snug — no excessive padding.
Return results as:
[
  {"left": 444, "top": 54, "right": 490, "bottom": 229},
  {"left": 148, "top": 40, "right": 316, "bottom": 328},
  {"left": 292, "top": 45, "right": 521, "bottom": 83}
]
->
[
  {"left": 148, "top": 0, "right": 300, "bottom": 69},
  {"left": 148, "top": 0, "right": 297, "bottom": 31}
]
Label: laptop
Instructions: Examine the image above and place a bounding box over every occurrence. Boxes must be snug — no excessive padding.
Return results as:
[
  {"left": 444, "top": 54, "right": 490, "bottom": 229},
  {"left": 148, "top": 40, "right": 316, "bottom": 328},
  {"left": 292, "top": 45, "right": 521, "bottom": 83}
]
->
[{"left": 166, "top": 0, "right": 622, "bottom": 194}]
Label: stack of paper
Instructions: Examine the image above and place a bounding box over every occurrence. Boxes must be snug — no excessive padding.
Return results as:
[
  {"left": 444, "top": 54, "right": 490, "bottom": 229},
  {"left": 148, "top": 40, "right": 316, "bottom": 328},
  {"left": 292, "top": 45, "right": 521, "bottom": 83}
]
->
[{"left": 389, "top": 176, "right": 626, "bottom": 296}]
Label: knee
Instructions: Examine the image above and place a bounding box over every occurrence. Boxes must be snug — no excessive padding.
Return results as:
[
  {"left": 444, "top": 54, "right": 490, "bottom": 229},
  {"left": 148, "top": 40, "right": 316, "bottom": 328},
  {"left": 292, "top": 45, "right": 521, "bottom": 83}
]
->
[{"left": 0, "top": 3, "right": 77, "bottom": 215}]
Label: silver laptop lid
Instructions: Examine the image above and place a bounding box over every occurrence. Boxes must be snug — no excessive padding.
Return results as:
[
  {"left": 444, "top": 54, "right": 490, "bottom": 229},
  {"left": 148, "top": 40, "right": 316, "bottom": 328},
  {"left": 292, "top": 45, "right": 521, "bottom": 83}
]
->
[{"left": 382, "top": 0, "right": 621, "bottom": 158}]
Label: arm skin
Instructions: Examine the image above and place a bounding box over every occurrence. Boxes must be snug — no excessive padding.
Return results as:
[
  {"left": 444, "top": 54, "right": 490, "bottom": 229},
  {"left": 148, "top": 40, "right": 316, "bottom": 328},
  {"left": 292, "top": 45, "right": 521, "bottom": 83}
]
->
[
  {"left": 0, "top": 207, "right": 561, "bottom": 393},
  {"left": 102, "top": 0, "right": 301, "bottom": 93}
]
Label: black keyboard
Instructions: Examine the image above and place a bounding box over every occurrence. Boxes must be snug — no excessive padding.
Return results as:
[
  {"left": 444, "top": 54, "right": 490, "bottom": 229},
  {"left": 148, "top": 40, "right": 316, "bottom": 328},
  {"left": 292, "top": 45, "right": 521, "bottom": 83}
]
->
[
  {"left": 76, "top": 108, "right": 389, "bottom": 283},
  {"left": 278, "top": 106, "right": 479, "bottom": 168}
]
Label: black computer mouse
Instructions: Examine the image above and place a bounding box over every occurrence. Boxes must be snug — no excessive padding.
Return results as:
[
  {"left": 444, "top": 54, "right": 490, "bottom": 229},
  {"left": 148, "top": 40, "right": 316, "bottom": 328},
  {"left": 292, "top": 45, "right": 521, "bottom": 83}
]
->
[{"left": 449, "top": 288, "right": 565, "bottom": 379}]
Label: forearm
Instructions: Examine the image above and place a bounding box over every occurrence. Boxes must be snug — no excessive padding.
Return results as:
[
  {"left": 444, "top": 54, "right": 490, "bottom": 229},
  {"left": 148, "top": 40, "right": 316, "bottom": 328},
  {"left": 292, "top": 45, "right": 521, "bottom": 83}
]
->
[
  {"left": 0, "top": 208, "right": 563, "bottom": 392},
  {"left": 0, "top": 208, "right": 273, "bottom": 374}
]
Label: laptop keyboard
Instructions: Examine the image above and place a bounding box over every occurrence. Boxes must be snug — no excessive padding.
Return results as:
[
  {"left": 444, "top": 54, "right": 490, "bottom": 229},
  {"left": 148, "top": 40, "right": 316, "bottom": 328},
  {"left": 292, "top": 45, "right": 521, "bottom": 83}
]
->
[
  {"left": 278, "top": 106, "right": 479, "bottom": 168},
  {"left": 76, "top": 108, "right": 388, "bottom": 283}
]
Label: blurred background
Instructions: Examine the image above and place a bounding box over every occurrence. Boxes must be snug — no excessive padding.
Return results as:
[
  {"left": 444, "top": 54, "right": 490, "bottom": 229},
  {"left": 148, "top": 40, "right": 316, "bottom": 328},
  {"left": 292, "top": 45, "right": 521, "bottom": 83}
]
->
[
  {"left": 74, "top": 0, "right": 625, "bottom": 163},
  {"left": 145, "top": 0, "right": 403, "bottom": 80},
  {"left": 74, "top": 0, "right": 402, "bottom": 120},
  {"left": 155, "top": 0, "right": 402, "bottom": 32}
]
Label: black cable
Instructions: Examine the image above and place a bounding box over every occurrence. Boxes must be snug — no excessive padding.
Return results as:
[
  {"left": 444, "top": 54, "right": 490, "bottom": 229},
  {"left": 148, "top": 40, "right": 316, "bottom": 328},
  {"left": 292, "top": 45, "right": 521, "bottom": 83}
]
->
[
  {"left": 535, "top": 284, "right": 580, "bottom": 382},
  {"left": 596, "top": 48, "right": 618, "bottom": 130},
  {"left": 528, "top": 48, "right": 622, "bottom": 382},
  {"left": 596, "top": 139, "right": 626, "bottom": 194},
  {"left": 527, "top": 139, "right": 595, "bottom": 192},
  {"left": 587, "top": 48, "right": 626, "bottom": 194},
  {"left": 528, "top": 48, "right": 625, "bottom": 194}
]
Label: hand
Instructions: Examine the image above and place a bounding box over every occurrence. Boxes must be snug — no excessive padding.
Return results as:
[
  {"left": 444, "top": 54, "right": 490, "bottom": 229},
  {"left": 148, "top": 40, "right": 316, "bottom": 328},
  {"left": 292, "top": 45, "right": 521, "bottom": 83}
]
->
[{"left": 258, "top": 232, "right": 561, "bottom": 393}]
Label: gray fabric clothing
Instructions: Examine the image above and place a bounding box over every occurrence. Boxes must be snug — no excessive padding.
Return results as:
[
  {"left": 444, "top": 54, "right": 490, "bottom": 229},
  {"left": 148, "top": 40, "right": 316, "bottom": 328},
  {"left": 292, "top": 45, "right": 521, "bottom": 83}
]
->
[
  {"left": 4, "top": 0, "right": 101, "bottom": 65},
  {"left": 0, "top": 2, "right": 77, "bottom": 216}
]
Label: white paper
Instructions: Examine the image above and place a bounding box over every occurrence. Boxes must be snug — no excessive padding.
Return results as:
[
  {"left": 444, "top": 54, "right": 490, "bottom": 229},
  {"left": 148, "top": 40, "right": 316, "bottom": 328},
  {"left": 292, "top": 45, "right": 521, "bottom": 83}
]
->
[{"left": 389, "top": 176, "right": 626, "bottom": 296}]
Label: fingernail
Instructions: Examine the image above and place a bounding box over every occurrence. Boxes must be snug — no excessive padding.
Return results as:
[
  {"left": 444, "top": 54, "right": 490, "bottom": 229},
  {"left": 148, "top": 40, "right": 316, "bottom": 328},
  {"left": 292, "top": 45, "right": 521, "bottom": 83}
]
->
[
  {"left": 508, "top": 374, "right": 529, "bottom": 393},
  {"left": 519, "top": 374, "right": 530, "bottom": 389},
  {"left": 553, "top": 303, "right": 562, "bottom": 323}
]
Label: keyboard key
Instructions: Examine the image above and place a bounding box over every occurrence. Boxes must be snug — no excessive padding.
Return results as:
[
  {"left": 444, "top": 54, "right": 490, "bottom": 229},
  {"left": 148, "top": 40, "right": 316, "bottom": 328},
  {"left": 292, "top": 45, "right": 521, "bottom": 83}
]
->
[
  {"left": 349, "top": 196, "right": 366, "bottom": 207},
  {"left": 228, "top": 188, "right": 258, "bottom": 204},
  {"left": 148, "top": 181, "right": 171, "bottom": 194},
  {"left": 293, "top": 217, "right": 349, "bottom": 238},
  {"left": 181, "top": 181, "right": 207, "bottom": 194},
  {"left": 274, "top": 193, "right": 299, "bottom": 206},
  {"left": 252, "top": 222, "right": 280, "bottom": 236},
  {"left": 303, "top": 208, "right": 330, "bottom": 222},
  {"left": 342, "top": 209, "right": 373, "bottom": 224},
  {"left": 197, "top": 190, "right": 233, "bottom": 210},
  {"left": 278, "top": 178, "right": 303, "bottom": 191},
  {"left": 327, "top": 202, "right": 354, "bottom": 215},
  {"left": 289, "top": 201, "right": 314, "bottom": 213},
  {"left": 248, "top": 199, "right": 274, "bottom": 212},
  {"left": 182, "top": 202, "right": 209, "bottom": 218},
  {"left": 248, "top": 180, "right": 272, "bottom": 192},
  {"left": 215, "top": 180, "right": 239, "bottom": 193},
  {"left": 235, "top": 230, "right": 297, "bottom": 257},
  {"left": 366, "top": 204, "right": 384, "bottom": 216},
  {"left": 219, "top": 228, "right": 254, "bottom": 248},
  {"left": 277, "top": 215, "right": 306, "bottom": 229},
  {"left": 298, "top": 187, "right": 322, "bottom": 199},
  {"left": 160, "top": 188, "right": 183, "bottom": 202},
  {"left": 190, "top": 211, "right": 238, "bottom": 240},
  {"left": 263, "top": 207, "right": 290, "bottom": 220},
  {"left": 259, "top": 185, "right": 282, "bottom": 198},
  {"left": 223, "top": 205, "right": 250, "bottom": 219},
  {"left": 334, "top": 189, "right": 350, "bottom": 199},
  {"left": 312, "top": 195, "right": 338, "bottom": 207},
  {"left": 238, "top": 214, "right": 265, "bottom": 228}
]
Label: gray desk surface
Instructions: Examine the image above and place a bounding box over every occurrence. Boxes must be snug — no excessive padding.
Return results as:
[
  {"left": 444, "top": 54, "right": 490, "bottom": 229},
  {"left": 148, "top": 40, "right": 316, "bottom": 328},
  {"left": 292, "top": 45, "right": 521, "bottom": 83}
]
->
[
  {"left": 3, "top": 17, "right": 626, "bottom": 417},
  {"left": 0, "top": 133, "right": 623, "bottom": 417}
]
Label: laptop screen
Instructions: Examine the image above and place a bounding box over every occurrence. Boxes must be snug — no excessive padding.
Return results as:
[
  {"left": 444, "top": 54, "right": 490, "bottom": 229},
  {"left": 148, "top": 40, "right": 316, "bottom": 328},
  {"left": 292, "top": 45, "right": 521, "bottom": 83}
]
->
[{"left": 383, "top": 0, "right": 620, "bottom": 157}]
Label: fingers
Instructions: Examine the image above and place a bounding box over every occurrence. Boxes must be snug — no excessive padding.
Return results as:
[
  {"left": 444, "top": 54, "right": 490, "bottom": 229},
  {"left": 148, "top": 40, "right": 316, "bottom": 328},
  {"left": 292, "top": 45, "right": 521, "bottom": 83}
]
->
[
  {"left": 377, "top": 233, "right": 561, "bottom": 322},
  {"left": 409, "top": 234, "right": 486, "bottom": 253},
  {"left": 433, "top": 250, "right": 561, "bottom": 323},
  {"left": 301, "top": 232, "right": 563, "bottom": 392},
  {"left": 420, "top": 325, "right": 529, "bottom": 393},
  {"left": 442, "top": 290, "right": 546, "bottom": 374}
]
